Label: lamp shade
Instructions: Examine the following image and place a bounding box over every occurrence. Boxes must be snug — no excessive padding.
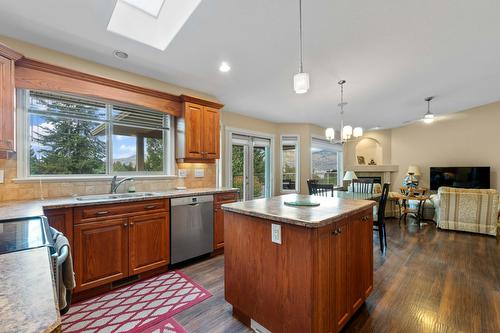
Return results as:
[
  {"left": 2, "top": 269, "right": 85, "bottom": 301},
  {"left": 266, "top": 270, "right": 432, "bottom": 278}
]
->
[
  {"left": 407, "top": 165, "right": 421, "bottom": 176},
  {"left": 353, "top": 127, "right": 363, "bottom": 138},
  {"left": 343, "top": 171, "right": 358, "bottom": 181},
  {"left": 325, "top": 127, "right": 335, "bottom": 141},
  {"left": 342, "top": 125, "right": 353, "bottom": 139},
  {"left": 293, "top": 72, "right": 310, "bottom": 94}
]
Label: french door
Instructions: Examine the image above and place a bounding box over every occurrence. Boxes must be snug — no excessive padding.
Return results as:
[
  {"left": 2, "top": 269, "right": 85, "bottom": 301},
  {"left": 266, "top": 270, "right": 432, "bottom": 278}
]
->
[{"left": 231, "top": 134, "right": 271, "bottom": 201}]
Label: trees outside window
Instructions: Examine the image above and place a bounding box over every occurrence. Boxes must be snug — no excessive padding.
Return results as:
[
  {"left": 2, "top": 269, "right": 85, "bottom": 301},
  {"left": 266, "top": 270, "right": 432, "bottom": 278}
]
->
[{"left": 24, "top": 90, "right": 170, "bottom": 177}]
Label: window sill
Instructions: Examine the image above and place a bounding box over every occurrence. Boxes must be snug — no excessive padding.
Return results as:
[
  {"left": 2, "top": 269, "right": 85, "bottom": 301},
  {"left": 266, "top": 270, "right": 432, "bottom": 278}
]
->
[{"left": 13, "top": 175, "right": 178, "bottom": 183}]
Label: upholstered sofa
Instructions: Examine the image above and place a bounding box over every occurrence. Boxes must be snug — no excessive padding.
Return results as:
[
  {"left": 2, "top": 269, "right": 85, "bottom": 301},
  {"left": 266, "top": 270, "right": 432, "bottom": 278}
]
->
[{"left": 431, "top": 187, "right": 499, "bottom": 236}]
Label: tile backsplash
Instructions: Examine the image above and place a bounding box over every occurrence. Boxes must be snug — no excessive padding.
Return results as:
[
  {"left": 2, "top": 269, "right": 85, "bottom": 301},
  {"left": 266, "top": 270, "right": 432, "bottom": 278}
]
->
[{"left": 0, "top": 157, "right": 216, "bottom": 201}]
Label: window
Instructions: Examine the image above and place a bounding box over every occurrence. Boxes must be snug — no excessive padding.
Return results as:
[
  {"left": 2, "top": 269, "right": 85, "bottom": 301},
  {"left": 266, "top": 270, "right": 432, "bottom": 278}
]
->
[
  {"left": 311, "top": 137, "right": 343, "bottom": 186},
  {"left": 19, "top": 90, "right": 172, "bottom": 177},
  {"left": 281, "top": 135, "right": 299, "bottom": 192}
]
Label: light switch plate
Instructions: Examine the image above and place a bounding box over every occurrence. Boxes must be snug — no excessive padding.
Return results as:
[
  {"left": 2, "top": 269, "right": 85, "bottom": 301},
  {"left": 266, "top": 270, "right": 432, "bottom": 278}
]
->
[
  {"left": 178, "top": 169, "right": 187, "bottom": 178},
  {"left": 0, "top": 170, "right": 4, "bottom": 184},
  {"left": 194, "top": 169, "right": 204, "bottom": 178},
  {"left": 271, "top": 224, "right": 281, "bottom": 244}
]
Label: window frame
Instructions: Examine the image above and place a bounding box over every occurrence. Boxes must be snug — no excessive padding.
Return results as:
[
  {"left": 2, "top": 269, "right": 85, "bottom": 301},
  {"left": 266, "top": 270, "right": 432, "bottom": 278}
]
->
[
  {"left": 310, "top": 136, "right": 343, "bottom": 187},
  {"left": 280, "top": 134, "right": 300, "bottom": 193},
  {"left": 16, "top": 89, "right": 176, "bottom": 180}
]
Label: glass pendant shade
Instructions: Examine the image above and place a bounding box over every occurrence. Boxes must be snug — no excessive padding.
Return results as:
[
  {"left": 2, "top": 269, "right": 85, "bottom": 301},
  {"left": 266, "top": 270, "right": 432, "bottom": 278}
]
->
[
  {"left": 294, "top": 72, "right": 310, "bottom": 94},
  {"left": 353, "top": 127, "right": 363, "bottom": 138},
  {"left": 325, "top": 127, "right": 335, "bottom": 141},
  {"left": 342, "top": 125, "right": 353, "bottom": 139}
]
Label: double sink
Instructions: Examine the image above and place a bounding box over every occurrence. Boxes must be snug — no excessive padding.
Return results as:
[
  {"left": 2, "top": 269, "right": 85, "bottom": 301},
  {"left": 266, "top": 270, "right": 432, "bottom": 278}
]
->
[{"left": 75, "top": 192, "right": 156, "bottom": 201}]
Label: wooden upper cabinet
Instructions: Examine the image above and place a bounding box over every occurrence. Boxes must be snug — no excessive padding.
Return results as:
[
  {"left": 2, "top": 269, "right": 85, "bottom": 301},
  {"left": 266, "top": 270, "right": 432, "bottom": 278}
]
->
[
  {"left": 202, "top": 106, "right": 220, "bottom": 159},
  {"left": 184, "top": 102, "right": 204, "bottom": 159},
  {"left": 176, "top": 96, "right": 223, "bottom": 162},
  {"left": 0, "top": 44, "right": 22, "bottom": 153}
]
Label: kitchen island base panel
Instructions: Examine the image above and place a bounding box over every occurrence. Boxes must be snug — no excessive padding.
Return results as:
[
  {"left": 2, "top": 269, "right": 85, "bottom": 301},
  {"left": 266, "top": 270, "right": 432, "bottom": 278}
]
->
[{"left": 224, "top": 207, "right": 374, "bottom": 333}]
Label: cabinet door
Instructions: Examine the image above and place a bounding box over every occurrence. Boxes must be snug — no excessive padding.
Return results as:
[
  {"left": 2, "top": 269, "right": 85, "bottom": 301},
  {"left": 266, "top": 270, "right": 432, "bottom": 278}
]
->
[
  {"left": 129, "top": 212, "right": 169, "bottom": 275},
  {"left": 333, "top": 221, "right": 350, "bottom": 330},
  {"left": 349, "top": 210, "right": 373, "bottom": 312},
  {"left": 214, "top": 207, "right": 224, "bottom": 250},
  {"left": 184, "top": 102, "right": 203, "bottom": 159},
  {"left": 74, "top": 218, "right": 129, "bottom": 291},
  {"left": 361, "top": 213, "right": 374, "bottom": 298},
  {"left": 44, "top": 208, "right": 73, "bottom": 249},
  {"left": 0, "top": 55, "right": 15, "bottom": 151},
  {"left": 202, "top": 106, "right": 220, "bottom": 159}
]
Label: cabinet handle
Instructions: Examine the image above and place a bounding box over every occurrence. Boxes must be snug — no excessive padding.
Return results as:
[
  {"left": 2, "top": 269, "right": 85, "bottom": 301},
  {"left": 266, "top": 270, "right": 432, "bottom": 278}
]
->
[
  {"left": 96, "top": 211, "right": 109, "bottom": 216},
  {"left": 123, "top": 223, "right": 128, "bottom": 227},
  {"left": 337, "top": 228, "right": 342, "bottom": 234},
  {"left": 332, "top": 230, "right": 338, "bottom": 235},
  {"left": 144, "top": 205, "right": 157, "bottom": 210},
  {"left": 130, "top": 222, "right": 134, "bottom": 226}
]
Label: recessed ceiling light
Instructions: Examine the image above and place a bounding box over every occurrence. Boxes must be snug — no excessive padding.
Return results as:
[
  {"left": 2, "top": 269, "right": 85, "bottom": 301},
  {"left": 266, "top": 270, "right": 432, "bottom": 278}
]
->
[
  {"left": 219, "top": 62, "right": 231, "bottom": 72},
  {"left": 107, "top": 0, "right": 202, "bottom": 51},
  {"left": 122, "top": 0, "right": 165, "bottom": 18},
  {"left": 113, "top": 50, "right": 129, "bottom": 59}
]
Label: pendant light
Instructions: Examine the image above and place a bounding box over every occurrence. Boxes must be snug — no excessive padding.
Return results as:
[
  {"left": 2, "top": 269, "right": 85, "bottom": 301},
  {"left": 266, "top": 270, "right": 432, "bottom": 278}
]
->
[
  {"left": 293, "top": 0, "right": 309, "bottom": 94},
  {"left": 325, "top": 80, "right": 363, "bottom": 143},
  {"left": 423, "top": 96, "right": 435, "bottom": 123}
]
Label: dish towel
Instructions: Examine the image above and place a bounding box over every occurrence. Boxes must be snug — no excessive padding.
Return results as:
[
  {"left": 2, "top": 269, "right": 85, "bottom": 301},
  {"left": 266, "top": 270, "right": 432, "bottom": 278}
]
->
[{"left": 51, "top": 227, "right": 76, "bottom": 310}]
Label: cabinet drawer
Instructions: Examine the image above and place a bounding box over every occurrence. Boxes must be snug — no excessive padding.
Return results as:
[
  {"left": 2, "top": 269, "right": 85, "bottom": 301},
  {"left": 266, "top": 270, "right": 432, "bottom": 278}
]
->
[
  {"left": 214, "top": 192, "right": 238, "bottom": 204},
  {"left": 75, "top": 199, "right": 168, "bottom": 223}
]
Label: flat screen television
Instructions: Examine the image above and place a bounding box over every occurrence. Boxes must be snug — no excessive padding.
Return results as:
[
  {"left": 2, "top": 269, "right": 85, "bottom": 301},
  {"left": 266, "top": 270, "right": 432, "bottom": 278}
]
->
[{"left": 430, "top": 167, "right": 490, "bottom": 190}]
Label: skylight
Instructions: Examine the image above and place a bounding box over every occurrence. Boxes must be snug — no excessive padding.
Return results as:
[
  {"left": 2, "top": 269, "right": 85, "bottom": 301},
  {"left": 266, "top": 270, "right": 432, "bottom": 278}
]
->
[
  {"left": 122, "top": 0, "right": 165, "bottom": 18},
  {"left": 107, "top": 0, "right": 203, "bottom": 51}
]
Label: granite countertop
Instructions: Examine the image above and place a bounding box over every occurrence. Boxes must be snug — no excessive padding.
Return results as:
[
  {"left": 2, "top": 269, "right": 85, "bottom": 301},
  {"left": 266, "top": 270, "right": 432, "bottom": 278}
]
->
[
  {"left": 222, "top": 194, "right": 376, "bottom": 228},
  {"left": 0, "top": 187, "right": 238, "bottom": 220},
  {"left": 0, "top": 247, "right": 61, "bottom": 333}
]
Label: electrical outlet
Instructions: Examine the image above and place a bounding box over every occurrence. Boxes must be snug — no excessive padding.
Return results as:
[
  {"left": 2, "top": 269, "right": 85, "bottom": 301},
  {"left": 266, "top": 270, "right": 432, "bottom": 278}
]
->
[
  {"left": 271, "top": 224, "right": 281, "bottom": 244},
  {"left": 0, "top": 170, "right": 4, "bottom": 184},
  {"left": 178, "top": 169, "right": 187, "bottom": 178},
  {"left": 194, "top": 168, "right": 204, "bottom": 178}
]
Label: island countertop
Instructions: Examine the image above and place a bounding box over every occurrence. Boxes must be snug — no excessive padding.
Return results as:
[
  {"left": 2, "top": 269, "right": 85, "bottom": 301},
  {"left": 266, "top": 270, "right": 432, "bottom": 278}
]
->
[
  {"left": 0, "top": 247, "right": 61, "bottom": 333},
  {"left": 222, "top": 193, "right": 376, "bottom": 228}
]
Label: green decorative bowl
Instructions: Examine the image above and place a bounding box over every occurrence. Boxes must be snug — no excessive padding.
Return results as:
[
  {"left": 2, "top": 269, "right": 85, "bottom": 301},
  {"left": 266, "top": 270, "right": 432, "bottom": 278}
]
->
[{"left": 284, "top": 200, "right": 320, "bottom": 207}]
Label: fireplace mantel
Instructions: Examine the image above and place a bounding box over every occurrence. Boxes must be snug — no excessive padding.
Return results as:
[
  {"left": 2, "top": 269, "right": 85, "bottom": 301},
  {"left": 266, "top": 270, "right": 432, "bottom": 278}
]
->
[{"left": 347, "top": 165, "right": 399, "bottom": 173}]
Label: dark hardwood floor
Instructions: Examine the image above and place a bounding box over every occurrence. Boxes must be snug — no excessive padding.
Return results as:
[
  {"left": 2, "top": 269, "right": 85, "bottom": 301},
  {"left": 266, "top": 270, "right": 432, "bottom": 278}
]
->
[{"left": 174, "top": 219, "right": 500, "bottom": 333}]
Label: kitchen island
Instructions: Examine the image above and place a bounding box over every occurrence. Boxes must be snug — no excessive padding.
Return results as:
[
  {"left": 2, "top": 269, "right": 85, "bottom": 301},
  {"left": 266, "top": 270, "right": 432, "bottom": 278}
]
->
[{"left": 222, "top": 194, "right": 376, "bottom": 333}]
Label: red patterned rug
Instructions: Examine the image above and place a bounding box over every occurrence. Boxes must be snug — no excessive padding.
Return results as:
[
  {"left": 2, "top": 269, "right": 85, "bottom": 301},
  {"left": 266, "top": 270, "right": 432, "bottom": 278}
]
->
[{"left": 63, "top": 270, "right": 210, "bottom": 333}]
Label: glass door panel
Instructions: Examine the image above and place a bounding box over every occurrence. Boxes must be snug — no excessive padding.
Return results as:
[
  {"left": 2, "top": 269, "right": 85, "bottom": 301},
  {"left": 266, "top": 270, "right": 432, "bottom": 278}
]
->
[{"left": 231, "top": 134, "right": 271, "bottom": 201}]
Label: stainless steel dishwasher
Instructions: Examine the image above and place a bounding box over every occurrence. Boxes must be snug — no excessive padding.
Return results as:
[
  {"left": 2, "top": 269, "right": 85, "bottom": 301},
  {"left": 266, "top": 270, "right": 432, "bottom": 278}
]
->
[{"left": 170, "top": 195, "right": 214, "bottom": 264}]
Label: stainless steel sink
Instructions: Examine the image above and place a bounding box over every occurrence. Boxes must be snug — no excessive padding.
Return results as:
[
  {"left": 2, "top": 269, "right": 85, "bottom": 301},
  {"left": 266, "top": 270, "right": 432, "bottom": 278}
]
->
[{"left": 75, "top": 192, "right": 157, "bottom": 201}]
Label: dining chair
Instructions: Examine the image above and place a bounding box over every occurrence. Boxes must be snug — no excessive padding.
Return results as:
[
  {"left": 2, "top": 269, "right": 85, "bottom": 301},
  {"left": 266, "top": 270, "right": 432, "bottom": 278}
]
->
[
  {"left": 352, "top": 178, "right": 375, "bottom": 193},
  {"left": 374, "top": 183, "right": 390, "bottom": 253},
  {"left": 307, "top": 179, "right": 334, "bottom": 197}
]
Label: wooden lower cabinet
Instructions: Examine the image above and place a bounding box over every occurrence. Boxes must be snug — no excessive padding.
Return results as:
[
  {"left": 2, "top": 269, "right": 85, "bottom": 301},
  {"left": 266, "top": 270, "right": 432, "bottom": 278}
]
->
[
  {"left": 74, "top": 218, "right": 129, "bottom": 292},
  {"left": 213, "top": 192, "right": 238, "bottom": 250},
  {"left": 129, "top": 212, "right": 169, "bottom": 275},
  {"left": 44, "top": 208, "right": 73, "bottom": 248},
  {"left": 72, "top": 200, "right": 170, "bottom": 292},
  {"left": 224, "top": 207, "right": 374, "bottom": 333},
  {"left": 350, "top": 211, "right": 374, "bottom": 313}
]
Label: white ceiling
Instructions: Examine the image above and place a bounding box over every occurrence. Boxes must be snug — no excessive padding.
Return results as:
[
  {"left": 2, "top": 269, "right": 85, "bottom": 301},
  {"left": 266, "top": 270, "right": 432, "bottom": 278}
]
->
[{"left": 1, "top": 0, "right": 500, "bottom": 129}]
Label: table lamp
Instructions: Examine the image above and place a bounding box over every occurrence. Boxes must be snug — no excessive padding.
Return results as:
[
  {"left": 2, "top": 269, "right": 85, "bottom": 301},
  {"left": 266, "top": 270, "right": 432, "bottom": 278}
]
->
[
  {"left": 343, "top": 171, "right": 358, "bottom": 191},
  {"left": 404, "top": 165, "right": 421, "bottom": 189}
]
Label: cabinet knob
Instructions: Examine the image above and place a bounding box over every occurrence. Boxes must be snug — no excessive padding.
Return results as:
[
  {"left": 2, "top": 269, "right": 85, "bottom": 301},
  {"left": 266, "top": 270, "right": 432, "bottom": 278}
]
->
[
  {"left": 130, "top": 222, "right": 134, "bottom": 226},
  {"left": 337, "top": 228, "right": 342, "bottom": 234},
  {"left": 123, "top": 223, "right": 128, "bottom": 227}
]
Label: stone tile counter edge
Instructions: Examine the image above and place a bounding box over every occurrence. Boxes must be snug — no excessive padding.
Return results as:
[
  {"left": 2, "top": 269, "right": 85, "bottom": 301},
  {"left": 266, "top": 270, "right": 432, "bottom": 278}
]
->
[{"left": 0, "top": 188, "right": 239, "bottom": 221}]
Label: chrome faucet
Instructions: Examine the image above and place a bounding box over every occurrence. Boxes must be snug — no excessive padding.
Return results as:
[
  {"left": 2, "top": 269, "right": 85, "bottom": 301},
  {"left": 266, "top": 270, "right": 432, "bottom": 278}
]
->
[{"left": 110, "top": 175, "right": 134, "bottom": 194}]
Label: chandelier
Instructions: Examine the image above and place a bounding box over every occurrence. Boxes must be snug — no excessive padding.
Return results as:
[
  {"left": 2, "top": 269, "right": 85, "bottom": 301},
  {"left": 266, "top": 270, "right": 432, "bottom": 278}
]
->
[{"left": 325, "top": 80, "right": 363, "bottom": 143}]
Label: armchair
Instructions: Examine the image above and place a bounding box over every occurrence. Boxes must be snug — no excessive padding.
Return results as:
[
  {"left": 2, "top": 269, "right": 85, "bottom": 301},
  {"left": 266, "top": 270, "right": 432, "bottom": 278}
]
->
[{"left": 432, "top": 187, "right": 499, "bottom": 236}]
